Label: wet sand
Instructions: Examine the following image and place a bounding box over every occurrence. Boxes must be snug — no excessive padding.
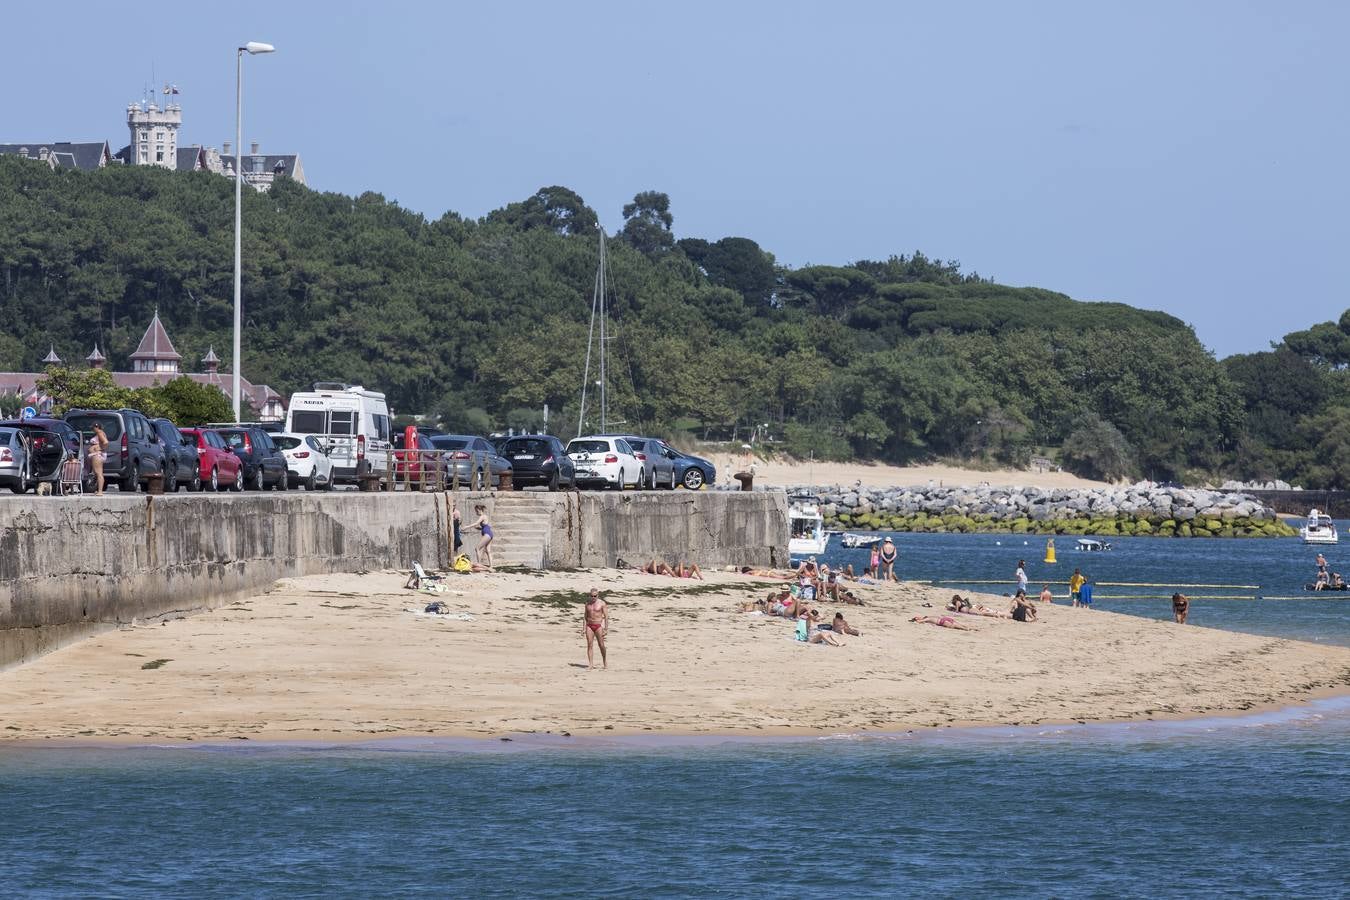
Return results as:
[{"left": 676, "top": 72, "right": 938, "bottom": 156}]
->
[{"left": 1, "top": 569, "right": 1346, "bottom": 743}]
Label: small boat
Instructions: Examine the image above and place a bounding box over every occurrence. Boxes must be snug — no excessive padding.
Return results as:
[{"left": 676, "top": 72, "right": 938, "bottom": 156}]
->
[
  {"left": 1075, "top": 538, "right": 1112, "bottom": 552},
  {"left": 789, "top": 499, "right": 829, "bottom": 557},
  {"left": 1304, "top": 582, "right": 1349, "bottom": 592},
  {"left": 840, "top": 533, "right": 882, "bottom": 548},
  {"left": 1300, "top": 509, "right": 1339, "bottom": 545}
]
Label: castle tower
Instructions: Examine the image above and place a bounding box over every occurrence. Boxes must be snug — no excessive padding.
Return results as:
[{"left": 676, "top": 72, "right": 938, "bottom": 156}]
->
[
  {"left": 126, "top": 95, "right": 182, "bottom": 168},
  {"left": 86, "top": 344, "right": 106, "bottom": 370}
]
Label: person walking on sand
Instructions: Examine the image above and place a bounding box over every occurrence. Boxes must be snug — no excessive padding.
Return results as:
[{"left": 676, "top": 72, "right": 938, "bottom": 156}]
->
[
  {"left": 1172, "top": 592, "right": 1190, "bottom": 625},
  {"left": 583, "top": 587, "right": 608, "bottom": 669},
  {"left": 87, "top": 423, "right": 109, "bottom": 495},
  {"left": 1015, "top": 559, "right": 1028, "bottom": 594},
  {"left": 879, "top": 537, "right": 897, "bottom": 581},
  {"left": 1069, "top": 568, "right": 1086, "bottom": 607},
  {"left": 469, "top": 504, "right": 494, "bottom": 568}
]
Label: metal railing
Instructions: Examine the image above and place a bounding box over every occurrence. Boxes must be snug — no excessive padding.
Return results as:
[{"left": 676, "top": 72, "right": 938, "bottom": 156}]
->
[{"left": 383, "top": 449, "right": 494, "bottom": 492}]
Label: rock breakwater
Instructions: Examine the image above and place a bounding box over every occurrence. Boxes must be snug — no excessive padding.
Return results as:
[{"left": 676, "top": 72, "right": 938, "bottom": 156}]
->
[{"left": 792, "top": 483, "right": 1298, "bottom": 538}]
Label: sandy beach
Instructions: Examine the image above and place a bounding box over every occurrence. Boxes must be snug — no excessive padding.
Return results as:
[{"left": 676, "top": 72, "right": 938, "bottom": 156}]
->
[
  {"left": 2, "top": 568, "right": 1347, "bottom": 744},
  {"left": 710, "top": 455, "right": 1111, "bottom": 490}
]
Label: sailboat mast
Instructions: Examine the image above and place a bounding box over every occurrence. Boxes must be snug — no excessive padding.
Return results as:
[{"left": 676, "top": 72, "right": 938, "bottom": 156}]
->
[
  {"left": 599, "top": 232, "right": 607, "bottom": 433},
  {"left": 577, "top": 237, "right": 602, "bottom": 438}
]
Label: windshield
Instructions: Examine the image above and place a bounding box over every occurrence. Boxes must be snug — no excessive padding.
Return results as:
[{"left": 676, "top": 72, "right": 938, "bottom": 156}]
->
[
  {"left": 290, "top": 411, "right": 326, "bottom": 434},
  {"left": 66, "top": 414, "right": 122, "bottom": 440},
  {"left": 429, "top": 436, "right": 468, "bottom": 450},
  {"left": 273, "top": 436, "right": 302, "bottom": 450},
  {"left": 568, "top": 440, "right": 609, "bottom": 454}
]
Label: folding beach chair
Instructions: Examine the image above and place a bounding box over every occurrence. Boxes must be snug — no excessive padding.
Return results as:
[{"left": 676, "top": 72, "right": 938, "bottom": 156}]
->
[{"left": 60, "top": 454, "right": 85, "bottom": 495}]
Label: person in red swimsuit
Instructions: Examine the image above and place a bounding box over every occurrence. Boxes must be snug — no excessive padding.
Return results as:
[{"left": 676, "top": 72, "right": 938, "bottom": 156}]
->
[{"left": 583, "top": 588, "right": 609, "bottom": 669}]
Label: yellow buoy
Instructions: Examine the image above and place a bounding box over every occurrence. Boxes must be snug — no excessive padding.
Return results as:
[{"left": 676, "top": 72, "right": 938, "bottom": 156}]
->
[{"left": 1044, "top": 538, "right": 1057, "bottom": 564}]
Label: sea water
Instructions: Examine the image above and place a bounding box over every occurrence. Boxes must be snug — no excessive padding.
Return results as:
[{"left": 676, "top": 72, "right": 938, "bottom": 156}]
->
[{"left": 3, "top": 531, "right": 1349, "bottom": 896}]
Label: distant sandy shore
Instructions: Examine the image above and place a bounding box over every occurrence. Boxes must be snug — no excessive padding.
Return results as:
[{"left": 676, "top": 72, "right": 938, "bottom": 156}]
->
[
  {"left": 2, "top": 569, "right": 1346, "bottom": 744},
  {"left": 709, "top": 455, "right": 1111, "bottom": 490}
]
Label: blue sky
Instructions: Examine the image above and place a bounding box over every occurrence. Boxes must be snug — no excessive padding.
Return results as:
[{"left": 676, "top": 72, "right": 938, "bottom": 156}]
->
[{"left": 5, "top": 1, "right": 1346, "bottom": 357}]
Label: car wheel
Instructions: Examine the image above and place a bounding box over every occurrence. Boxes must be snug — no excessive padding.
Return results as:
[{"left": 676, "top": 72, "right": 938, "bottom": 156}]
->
[
  {"left": 9, "top": 479, "right": 27, "bottom": 494},
  {"left": 189, "top": 465, "right": 202, "bottom": 493},
  {"left": 209, "top": 467, "right": 220, "bottom": 492},
  {"left": 665, "top": 468, "right": 677, "bottom": 490},
  {"left": 165, "top": 468, "right": 178, "bottom": 494},
  {"left": 231, "top": 469, "right": 244, "bottom": 492},
  {"left": 127, "top": 466, "right": 141, "bottom": 492},
  {"left": 548, "top": 471, "right": 560, "bottom": 492},
  {"left": 253, "top": 468, "right": 264, "bottom": 491},
  {"left": 682, "top": 468, "right": 705, "bottom": 490},
  {"left": 305, "top": 471, "right": 316, "bottom": 491},
  {"left": 616, "top": 469, "right": 626, "bottom": 492}
]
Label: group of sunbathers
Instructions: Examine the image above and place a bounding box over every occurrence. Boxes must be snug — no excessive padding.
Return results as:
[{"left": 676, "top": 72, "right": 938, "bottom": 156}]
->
[
  {"left": 792, "top": 559, "right": 865, "bottom": 605},
  {"left": 911, "top": 591, "right": 1041, "bottom": 630},
  {"left": 794, "top": 608, "right": 861, "bottom": 646},
  {"left": 633, "top": 558, "right": 704, "bottom": 579}
]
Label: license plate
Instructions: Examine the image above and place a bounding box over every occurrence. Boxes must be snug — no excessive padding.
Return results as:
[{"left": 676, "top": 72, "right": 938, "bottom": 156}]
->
[
  {"left": 576, "top": 469, "right": 593, "bottom": 476},
  {"left": 514, "top": 454, "right": 535, "bottom": 460}
]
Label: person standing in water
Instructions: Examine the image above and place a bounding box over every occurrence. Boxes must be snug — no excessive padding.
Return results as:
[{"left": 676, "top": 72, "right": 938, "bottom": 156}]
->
[
  {"left": 469, "top": 504, "right": 494, "bottom": 568},
  {"left": 1069, "top": 568, "right": 1086, "bottom": 607},
  {"left": 583, "top": 587, "right": 608, "bottom": 669},
  {"left": 1039, "top": 583, "right": 1054, "bottom": 605},
  {"left": 1171, "top": 592, "right": 1190, "bottom": 625},
  {"left": 879, "top": 538, "right": 898, "bottom": 581}
]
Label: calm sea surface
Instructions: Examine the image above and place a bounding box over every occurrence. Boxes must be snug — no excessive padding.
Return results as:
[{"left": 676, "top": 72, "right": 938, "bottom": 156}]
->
[{"left": 3, "top": 529, "right": 1349, "bottom": 897}]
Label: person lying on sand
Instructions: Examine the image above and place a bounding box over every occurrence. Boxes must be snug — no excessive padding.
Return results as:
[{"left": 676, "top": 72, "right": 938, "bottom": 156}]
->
[
  {"left": 739, "top": 566, "right": 786, "bottom": 579},
  {"left": 673, "top": 560, "right": 704, "bottom": 580},
  {"left": 947, "top": 595, "right": 1007, "bottom": 618},
  {"left": 637, "top": 558, "right": 676, "bottom": 576},
  {"left": 797, "top": 609, "right": 845, "bottom": 646},
  {"left": 911, "top": 615, "right": 977, "bottom": 631},
  {"left": 832, "top": 612, "right": 861, "bottom": 636}
]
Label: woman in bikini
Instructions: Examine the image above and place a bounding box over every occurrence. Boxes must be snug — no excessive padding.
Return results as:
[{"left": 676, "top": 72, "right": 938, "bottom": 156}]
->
[
  {"left": 469, "top": 504, "right": 494, "bottom": 568},
  {"left": 674, "top": 560, "right": 704, "bottom": 580},
  {"left": 911, "top": 614, "right": 977, "bottom": 631},
  {"left": 1171, "top": 592, "right": 1189, "bottom": 625},
  {"left": 88, "top": 423, "right": 109, "bottom": 495}
]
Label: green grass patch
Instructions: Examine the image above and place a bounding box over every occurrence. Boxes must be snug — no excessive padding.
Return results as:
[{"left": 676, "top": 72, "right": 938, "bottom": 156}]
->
[{"left": 141, "top": 659, "right": 172, "bottom": 670}]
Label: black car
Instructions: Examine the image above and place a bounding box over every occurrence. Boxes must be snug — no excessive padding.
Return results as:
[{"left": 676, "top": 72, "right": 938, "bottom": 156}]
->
[
  {"left": 0, "top": 417, "right": 85, "bottom": 493},
  {"left": 64, "top": 408, "right": 164, "bottom": 491},
  {"left": 150, "top": 418, "right": 201, "bottom": 492},
  {"left": 498, "top": 434, "right": 575, "bottom": 491},
  {"left": 212, "top": 424, "right": 288, "bottom": 491}
]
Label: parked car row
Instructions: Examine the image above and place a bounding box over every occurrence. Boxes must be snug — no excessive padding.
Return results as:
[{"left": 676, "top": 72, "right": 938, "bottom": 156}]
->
[{"left": 0, "top": 404, "right": 345, "bottom": 494}]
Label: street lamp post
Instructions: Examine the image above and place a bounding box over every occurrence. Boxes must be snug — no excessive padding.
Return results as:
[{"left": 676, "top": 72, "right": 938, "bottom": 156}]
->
[{"left": 233, "top": 40, "right": 275, "bottom": 421}]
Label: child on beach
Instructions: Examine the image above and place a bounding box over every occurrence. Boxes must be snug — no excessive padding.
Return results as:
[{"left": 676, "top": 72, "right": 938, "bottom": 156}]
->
[
  {"left": 1171, "top": 592, "right": 1189, "bottom": 625},
  {"left": 1069, "top": 568, "right": 1086, "bottom": 606},
  {"left": 869, "top": 545, "right": 881, "bottom": 579}
]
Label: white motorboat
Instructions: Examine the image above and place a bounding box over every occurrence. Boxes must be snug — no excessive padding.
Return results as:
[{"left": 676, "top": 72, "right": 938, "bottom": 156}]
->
[
  {"left": 1300, "top": 508, "right": 1339, "bottom": 545},
  {"left": 1075, "top": 538, "right": 1112, "bottom": 552},
  {"left": 840, "top": 533, "right": 882, "bottom": 548},
  {"left": 789, "top": 500, "right": 829, "bottom": 557}
]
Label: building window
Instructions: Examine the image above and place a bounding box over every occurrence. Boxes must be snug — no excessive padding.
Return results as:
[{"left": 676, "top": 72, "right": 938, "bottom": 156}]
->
[
  {"left": 156, "top": 131, "right": 164, "bottom": 141},
  {"left": 156, "top": 151, "right": 164, "bottom": 162}
]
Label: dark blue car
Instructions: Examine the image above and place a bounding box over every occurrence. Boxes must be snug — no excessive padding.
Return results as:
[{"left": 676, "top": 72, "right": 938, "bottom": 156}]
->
[{"left": 655, "top": 441, "right": 716, "bottom": 490}]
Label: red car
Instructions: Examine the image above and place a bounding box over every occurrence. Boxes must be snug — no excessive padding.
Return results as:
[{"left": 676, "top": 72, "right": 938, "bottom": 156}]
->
[{"left": 179, "top": 427, "right": 243, "bottom": 492}]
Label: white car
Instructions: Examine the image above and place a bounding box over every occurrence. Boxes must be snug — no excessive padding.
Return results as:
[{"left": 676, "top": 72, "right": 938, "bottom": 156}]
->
[
  {"left": 566, "top": 436, "right": 641, "bottom": 490},
  {"left": 273, "top": 432, "right": 334, "bottom": 491}
]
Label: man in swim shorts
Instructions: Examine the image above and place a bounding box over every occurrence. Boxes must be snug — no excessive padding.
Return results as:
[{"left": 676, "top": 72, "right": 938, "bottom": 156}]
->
[{"left": 583, "top": 587, "right": 608, "bottom": 669}]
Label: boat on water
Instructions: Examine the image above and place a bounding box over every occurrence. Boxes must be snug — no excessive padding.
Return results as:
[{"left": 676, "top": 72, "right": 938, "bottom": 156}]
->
[
  {"left": 1300, "top": 509, "right": 1339, "bottom": 545},
  {"left": 840, "top": 533, "right": 882, "bottom": 549},
  {"left": 789, "top": 500, "right": 829, "bottom": 557},
  {"left": 1076, "top": 538, "right": 1112, "bottom": 552},
  {"left": 1304, "top": 582, "right": 1349, "bottom": 592}
]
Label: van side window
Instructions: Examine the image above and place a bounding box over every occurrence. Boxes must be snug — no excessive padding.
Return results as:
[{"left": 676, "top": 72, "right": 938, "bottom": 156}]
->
[
  {"left": 330, "top": 411, "right": 355, "bottom": 435},
  {"left": 373, "top": 414, "right": 390, "bottom": 442}
]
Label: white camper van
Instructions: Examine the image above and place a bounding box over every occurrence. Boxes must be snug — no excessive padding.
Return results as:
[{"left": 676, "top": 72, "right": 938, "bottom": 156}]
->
[{"left": 284, "top": 383, "right": 392, "bottom": 487}]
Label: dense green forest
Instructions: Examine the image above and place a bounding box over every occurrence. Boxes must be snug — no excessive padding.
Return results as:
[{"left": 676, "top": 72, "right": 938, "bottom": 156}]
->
[{"left": 0, "top": 156, "right": 1346, "bottom": 485}]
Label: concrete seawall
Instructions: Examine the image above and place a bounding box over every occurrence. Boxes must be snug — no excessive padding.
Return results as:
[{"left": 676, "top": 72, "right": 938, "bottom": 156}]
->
[{"left": 0, "top": 491, "right": 787, "bottom": 670}]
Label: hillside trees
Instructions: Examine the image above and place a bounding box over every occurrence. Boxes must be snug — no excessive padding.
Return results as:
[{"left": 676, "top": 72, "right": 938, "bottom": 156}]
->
[{"left": 0, "top": 155, "right": 1303, "bottom": 483}]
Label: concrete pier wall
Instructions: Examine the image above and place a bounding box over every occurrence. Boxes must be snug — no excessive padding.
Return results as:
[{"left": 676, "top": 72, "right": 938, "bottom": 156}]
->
[{"left": 0, "top": 490, "right": 787, "bottom": 669}]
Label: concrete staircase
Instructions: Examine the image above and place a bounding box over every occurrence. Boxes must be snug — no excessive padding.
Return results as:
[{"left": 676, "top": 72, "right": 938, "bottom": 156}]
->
[{"left": 479, "top": 494, "right": 554, "bottom": 568}]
